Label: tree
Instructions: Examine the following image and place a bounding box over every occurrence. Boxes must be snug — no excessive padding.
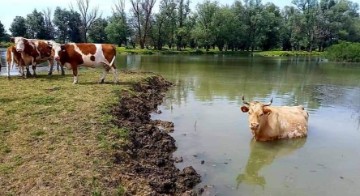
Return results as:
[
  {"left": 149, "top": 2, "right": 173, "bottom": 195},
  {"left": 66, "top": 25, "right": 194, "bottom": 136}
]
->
[
  {"left": 192, "top": 0, "right": 219, "bottom": 51},
  {"left": 0, "top": 20, "right": 5, "bottom": 41},
  {"left": 88, "top": 18, "right": 108, "bottom": 43},
  {"left": 10, "top": 16, "right": 27, "bottom": 37},
  {"left": 74, "top": 0, "right": 100, "bottom": 42},
  {"left": 106, "top": 0, "right": 129, "bottom": 46},
  {"left": 68, "top": 10, "right": 82, "bottom": 42},
  {"left": 151, "top": 0, "right": 177, "bottom": 49},
  {"left": 53, "top": 7, "right": 69, "bottom": 43},
  {"left": 26, "top": 9, "right": 48, "bottom": 39},
  {"left": 130, "top": 0, "right": 156, "bottom": 49},
  {"left": 292, "top": 0, "right": 319, "bottom": 52},
  {"left": 43, "top": 8, "right": 55, "bottom": 40},
  {"left": 176, "top": 0, "right": 190, "bottom": 50}
]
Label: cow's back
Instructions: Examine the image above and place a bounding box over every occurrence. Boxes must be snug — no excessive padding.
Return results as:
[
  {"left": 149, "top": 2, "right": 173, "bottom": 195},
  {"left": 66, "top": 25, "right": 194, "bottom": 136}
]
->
[
  {"left": 71, "top": 43, "right": 116, "bottom": 67},
  {"left": 273, "top": 106, "right": 309, "bottom": 139}
]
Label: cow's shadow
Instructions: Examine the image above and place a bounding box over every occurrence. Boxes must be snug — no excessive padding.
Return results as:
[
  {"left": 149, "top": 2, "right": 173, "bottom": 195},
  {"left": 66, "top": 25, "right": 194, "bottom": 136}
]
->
[{"left": 236, "top": 138, "right": 306, "bottom": 189}]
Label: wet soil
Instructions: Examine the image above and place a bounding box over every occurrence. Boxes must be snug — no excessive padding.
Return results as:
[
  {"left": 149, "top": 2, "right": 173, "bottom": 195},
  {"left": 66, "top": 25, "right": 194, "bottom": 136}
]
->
[{"left": 111, "top": 75, "right": 201, "bottom": 195}]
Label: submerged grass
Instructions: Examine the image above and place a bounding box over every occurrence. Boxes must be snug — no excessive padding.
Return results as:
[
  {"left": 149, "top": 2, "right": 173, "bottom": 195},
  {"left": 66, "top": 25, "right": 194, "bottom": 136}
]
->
[{"left": 0, "top": 69, "right": 154, "bottom": 195}]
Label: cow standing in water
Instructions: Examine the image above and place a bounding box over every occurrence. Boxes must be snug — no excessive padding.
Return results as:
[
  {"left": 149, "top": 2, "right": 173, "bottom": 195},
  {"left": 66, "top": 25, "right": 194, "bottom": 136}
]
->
[
  {"left": 52, "top": 43, "right": 118, "bottom": 84},
  {"left": 9, "top": 37, "right": 64, "bottom": 77},
  {"left": 241, "top": 96, "right": 309, "bottom": 141}
]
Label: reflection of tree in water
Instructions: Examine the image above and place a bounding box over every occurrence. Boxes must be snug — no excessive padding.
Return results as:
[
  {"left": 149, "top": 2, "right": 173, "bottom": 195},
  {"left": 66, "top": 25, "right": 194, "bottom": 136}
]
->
[{"left": 236, "top": 138, "right": 306, "bottom": 188}]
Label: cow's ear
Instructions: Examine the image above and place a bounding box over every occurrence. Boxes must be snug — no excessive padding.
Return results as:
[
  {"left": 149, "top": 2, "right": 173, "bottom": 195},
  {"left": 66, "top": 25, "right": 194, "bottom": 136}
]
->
[
  {"left": 10, "top": 37, "right": 15, "bottom": 43},
  {"left": 241, "top": 106, "right": 249, "bottom": 113},
  {"left": 263, "top": 107, "right": 271, "bottom": 115},
  {"left": 60, "top": 45, "right": 65, "bottom": 51}
]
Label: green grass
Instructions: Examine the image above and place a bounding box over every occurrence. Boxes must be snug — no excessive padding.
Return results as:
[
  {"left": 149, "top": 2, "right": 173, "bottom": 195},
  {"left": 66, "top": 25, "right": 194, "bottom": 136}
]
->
[{"left": 0, "top": 69, "right": 154, "bottom": 195}]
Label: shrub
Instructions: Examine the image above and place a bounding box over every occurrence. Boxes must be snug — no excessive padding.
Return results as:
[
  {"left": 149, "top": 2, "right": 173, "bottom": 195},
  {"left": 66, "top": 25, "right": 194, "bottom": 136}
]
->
[{"left": 325, "top": 42, "right": 360, "bottom": 62}]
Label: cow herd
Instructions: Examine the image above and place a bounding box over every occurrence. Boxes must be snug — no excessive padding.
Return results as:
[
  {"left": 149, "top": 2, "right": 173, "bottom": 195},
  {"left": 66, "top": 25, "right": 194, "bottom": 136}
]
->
[
  {"left": 1, "top": 37, "right": 310, "bottom": 141},
  {"left": 4, "top": 37, "right": 118, "bottom": 84}
]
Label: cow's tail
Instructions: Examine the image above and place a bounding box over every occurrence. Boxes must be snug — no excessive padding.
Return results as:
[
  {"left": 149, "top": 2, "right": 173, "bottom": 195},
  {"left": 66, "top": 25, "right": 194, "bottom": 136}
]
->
[{"left": 109, "top": 45, "right": 116, "bottom": 67}]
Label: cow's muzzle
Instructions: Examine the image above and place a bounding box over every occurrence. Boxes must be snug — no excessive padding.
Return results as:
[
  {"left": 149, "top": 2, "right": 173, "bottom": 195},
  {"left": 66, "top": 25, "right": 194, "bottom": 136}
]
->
[
  {"left": 16, "top": 49, "right": 23, "bottom": 52},
  {"left": 250, "top": 123, "right": 259, "bottom": 130},
  {"left": 55, "top": 57, "right": 60, "bottom": 61}
]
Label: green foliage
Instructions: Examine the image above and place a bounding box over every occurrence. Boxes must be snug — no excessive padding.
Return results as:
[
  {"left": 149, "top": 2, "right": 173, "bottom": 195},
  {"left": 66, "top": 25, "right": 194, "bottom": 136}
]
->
[
  {"left": 88, "top": 18, "right": 108, "bottom": 43},
  {"left": 10, "top": 16, "right": 27, "bottom": 37},
  {"left": 25, "top": 9, "right": 47, "bottom": 39},
  {"left": 325, "top": 42, "right": 360, "bottom": 62},
  {"left": 105, "top": 14, "right": 129, "bottom": 46},
  {"left": 0, "top": 20, "right": 5, "bottom": 41}
]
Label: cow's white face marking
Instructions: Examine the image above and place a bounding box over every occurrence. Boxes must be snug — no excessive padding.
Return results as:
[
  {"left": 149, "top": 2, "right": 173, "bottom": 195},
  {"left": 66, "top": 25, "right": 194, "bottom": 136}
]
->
[
  {"left": 14, "top": 37, "right": 25, "bottom": 52},
  {"left": 51, "top": 42, "right": 62, "bottom": 61}
]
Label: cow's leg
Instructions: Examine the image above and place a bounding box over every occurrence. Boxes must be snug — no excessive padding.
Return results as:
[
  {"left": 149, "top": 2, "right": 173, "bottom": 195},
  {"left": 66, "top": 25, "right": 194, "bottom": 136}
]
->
[
  {"left": 110, "top": 63, "right": 118, "bottom": 84},
  {"left": 72, "top": 66, "right": 78, "bottom": 84},
  {"left": 99, "top": 64, "right": 111, "bottom": 84},
  {"left": 60, "top": 64, "right": 65, "bottom": 76},
  {"left": 22, "top": 66, "right": 28, "bottom": 78},
  {"left": 32, "top": 64, "right": 37, "bottom": 77},
  {"left": 26, "top": 66, "right": 32, "bottom": 77},
  {"left": 48, "top": 60, "right": 54, "bottom": 75}
]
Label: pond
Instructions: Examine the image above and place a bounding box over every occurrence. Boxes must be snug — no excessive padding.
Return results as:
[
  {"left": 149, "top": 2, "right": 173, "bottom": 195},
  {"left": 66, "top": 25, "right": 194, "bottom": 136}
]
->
[
  {"left": 1, "top": 52, "right": 360, "bottom": 195},
  {"left": 119, "top": 55, "right": 360, "bottom": 195}
]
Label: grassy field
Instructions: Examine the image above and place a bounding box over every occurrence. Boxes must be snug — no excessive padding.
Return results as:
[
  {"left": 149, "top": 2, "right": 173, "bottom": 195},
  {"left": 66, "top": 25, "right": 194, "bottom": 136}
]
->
[{"left": 0, "top": 69, "right": 154, "bottom": 195}]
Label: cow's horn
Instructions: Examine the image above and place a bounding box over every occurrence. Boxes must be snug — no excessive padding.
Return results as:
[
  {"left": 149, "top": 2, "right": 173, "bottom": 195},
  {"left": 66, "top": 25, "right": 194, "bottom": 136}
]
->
[
  {"left": 263, "top": 98, "right": 273, "bottom": 106},
  {"left": 242, "top": 96, "right": 250, "bottom": 105}
]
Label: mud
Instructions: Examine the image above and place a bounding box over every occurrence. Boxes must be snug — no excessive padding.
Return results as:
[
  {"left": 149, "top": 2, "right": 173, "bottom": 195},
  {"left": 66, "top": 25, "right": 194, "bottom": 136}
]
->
[{"left": 111, "top": 75, "right": 201, "bottom": 195}]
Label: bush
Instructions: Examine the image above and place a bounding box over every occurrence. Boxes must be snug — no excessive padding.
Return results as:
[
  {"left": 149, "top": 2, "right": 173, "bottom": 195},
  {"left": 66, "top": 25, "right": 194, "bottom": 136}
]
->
[{"left": 325, "top": 42, "right": 360, "bottom": 62}]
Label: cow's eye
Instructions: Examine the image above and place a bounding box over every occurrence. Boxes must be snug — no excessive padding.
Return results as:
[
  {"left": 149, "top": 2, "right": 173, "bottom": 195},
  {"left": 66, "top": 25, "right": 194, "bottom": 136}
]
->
[
  {"left": 248, "top": 112, "right": 252, "bottom": 115},
  {"left": 259, "top": 113, "right": 264, "bottom": 116}
]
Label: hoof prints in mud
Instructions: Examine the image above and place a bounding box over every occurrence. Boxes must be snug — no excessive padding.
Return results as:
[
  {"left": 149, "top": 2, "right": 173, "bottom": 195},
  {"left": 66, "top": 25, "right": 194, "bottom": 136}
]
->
[{"left": 111, "top": 75, "right": 201, "bottom": 195}]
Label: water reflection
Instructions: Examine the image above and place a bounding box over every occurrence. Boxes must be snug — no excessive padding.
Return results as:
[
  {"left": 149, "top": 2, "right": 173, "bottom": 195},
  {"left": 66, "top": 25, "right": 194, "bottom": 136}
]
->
[{"left": 236, "top": 138, "right": 306, "bottom": 188}]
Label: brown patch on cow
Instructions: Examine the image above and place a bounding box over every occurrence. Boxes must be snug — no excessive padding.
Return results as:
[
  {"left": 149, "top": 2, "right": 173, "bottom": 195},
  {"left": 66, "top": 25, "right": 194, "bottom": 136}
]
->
[
  {"left": 59, "top": 44, "right": 84, "bottom": 69},
  {"left": 23, "top": 39, "right": 39, "bottom": 59},
  {"left": 77, "top": 43, "right": 96, "bottom": 55},
  {"left": 37, "top": 41, "right": 52, "bottom": 58},
  {"left": 90, "top": 56, "right": 95, "bottom": 61},
  {"left": 101, "top": 44, "right": 116, "bottom": 65}
]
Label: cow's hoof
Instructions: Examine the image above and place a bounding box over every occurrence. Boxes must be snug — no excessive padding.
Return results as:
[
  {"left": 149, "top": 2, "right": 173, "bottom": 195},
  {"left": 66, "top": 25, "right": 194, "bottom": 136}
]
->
[
  {"left": 99, "top": 79, "right": 105, "bottom": 84},
  {"left": 48, "top": 72, "right": 53, "bottom": 76}
]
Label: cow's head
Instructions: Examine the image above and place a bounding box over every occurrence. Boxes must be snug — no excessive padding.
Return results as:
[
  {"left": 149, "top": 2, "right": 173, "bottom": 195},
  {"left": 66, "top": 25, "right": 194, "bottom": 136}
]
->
[
  {"left": 241, "top": 96, "right": 273, "bottom": 132},
  {"left": 12, "top": 37, "right": 26, "bottom": 52},
  {"left": 51, "top": 42, "right": 65, "bottom": 61}
]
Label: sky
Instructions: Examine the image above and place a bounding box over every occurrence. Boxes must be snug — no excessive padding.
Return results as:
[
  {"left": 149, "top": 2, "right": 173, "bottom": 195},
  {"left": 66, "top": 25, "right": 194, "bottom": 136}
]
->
[{"left": 0, "top": 0, "right": 357, "bottom": 33}]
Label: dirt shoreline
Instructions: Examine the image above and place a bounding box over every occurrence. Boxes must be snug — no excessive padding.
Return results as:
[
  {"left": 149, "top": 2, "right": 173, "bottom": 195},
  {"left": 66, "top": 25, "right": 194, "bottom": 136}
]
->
[{"left": 110, "top": 74, "right": 201, "bottom": 195}]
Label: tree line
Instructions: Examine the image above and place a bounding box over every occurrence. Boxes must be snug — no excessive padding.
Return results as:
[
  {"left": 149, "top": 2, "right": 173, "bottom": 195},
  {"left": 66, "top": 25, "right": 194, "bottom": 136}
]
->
[{"left": 1, "top": 0, "right": 360, "bottom": 52}]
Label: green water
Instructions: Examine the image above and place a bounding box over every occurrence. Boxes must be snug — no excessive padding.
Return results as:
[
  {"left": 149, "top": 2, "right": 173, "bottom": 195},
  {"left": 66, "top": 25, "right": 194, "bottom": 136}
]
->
[{"left": 118, "top": 55, "right": 360, "bottom": 195}]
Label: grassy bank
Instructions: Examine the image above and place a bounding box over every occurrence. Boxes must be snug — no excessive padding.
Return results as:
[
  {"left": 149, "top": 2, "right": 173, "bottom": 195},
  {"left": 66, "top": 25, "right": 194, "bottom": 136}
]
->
[
  {"left": 0, "top": 42, "right": 12, "bottom": 48},
  {"left": 116, "top": 47, "right": 323, "bottom": 56},
  {"left": 0, "top": 70, "right": 154, "bottom": 195}
]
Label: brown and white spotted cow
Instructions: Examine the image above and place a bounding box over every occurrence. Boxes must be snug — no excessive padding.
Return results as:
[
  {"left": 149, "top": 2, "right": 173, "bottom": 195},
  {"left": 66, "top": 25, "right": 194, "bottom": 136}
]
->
[
  {"left": 52, "top": 43, "right": 118, "bottom": 84},
  {"left": 241, "top": 96, "right": 309, "bottom": 141},
  {"left": 5, "top": 45, "right": 38, "bottom": 77},
  {"left": 9, "top": 37, "right": 64, "bottom": 77}
]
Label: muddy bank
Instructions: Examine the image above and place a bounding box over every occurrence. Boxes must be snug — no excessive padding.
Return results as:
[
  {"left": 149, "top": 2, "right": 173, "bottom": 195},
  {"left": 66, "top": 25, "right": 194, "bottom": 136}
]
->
[{"left": 111, "top": 75, "right": 201, "bottom": 195}]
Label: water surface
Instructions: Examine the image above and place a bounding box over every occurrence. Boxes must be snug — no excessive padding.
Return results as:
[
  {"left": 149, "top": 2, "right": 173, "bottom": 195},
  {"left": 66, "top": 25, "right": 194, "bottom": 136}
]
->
[
  {"left": 120, "top": 55, "right": 360, "bottom": 196},
  {"left": 1, "top": 51, "right": 360, "bottom": 195}
]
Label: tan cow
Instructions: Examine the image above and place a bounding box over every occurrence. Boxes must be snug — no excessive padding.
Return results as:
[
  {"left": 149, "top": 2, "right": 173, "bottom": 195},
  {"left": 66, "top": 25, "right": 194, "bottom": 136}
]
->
[
  {"left": 241, "top": 96, "right": 309, "bottom": 141},
  {"left": 9, "top": 37, "right": 64, "bottom": 77},
  {"left": 52, "top": 43, "right": 118, "bottom": 84}
]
